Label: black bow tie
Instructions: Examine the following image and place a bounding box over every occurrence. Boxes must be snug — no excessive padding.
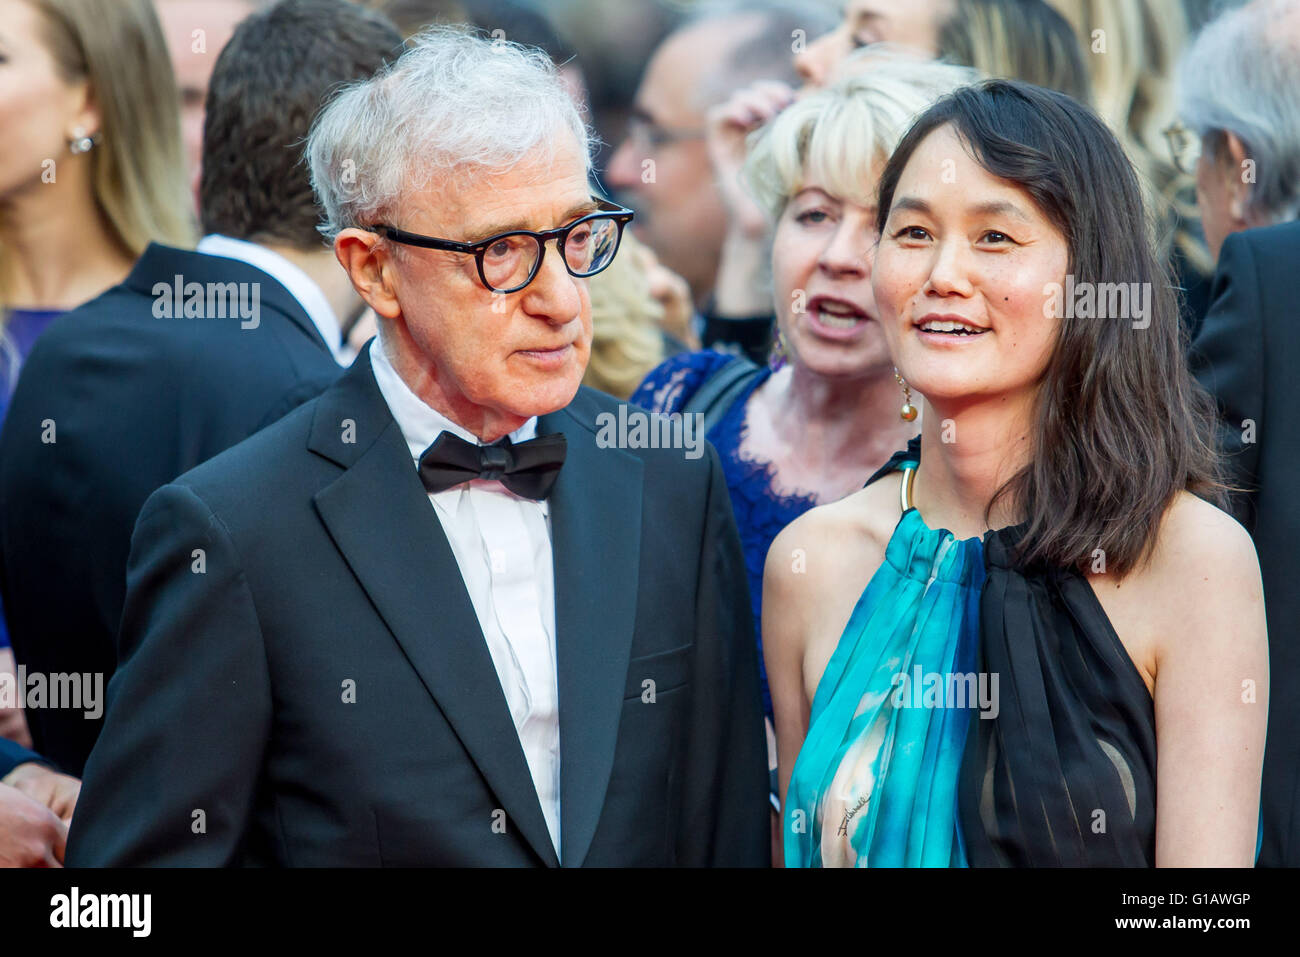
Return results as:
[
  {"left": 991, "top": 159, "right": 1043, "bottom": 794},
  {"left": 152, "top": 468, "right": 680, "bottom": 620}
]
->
[{"left": 418, "top": 430, "right": 566, "bottom": 500}]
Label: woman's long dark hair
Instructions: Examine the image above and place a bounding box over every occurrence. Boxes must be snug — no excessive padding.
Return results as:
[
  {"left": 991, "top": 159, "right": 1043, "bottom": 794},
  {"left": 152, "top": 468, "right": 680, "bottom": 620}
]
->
[{"left": 875, "top": 79, "right": 1225, "bottom": 577}]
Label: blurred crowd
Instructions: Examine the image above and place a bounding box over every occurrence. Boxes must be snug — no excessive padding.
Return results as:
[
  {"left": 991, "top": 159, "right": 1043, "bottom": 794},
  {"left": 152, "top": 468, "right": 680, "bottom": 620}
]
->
[{"left": 1, "top": 0, "right": 1299, "bottom": 868}]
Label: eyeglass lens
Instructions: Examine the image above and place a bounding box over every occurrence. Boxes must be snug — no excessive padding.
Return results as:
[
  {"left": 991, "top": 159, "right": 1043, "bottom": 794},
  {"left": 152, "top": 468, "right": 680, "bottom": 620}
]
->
[{"left": 481, "top": 217, "right": 621, "bottom": 291}]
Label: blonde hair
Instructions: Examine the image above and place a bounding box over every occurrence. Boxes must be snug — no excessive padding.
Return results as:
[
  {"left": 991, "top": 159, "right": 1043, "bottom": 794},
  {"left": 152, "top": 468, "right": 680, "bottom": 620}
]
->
[
  {"left": 29, "top": 0, "right": 194, "bottom": 256},
  {"left": 938, "top": 0, "right": 1092, "bottom": 104},
  {"left": 743, "top": 50, "right": 980, "bottom": 222},
  {"left": 1, "top": 0, "right": 194, "bottom": 391},
  {"left": 584, "top": 231, "right": 666, "bottom": 401},
  {"left": 1046, "top": 0, "right": 1212, "bottom": 274}
]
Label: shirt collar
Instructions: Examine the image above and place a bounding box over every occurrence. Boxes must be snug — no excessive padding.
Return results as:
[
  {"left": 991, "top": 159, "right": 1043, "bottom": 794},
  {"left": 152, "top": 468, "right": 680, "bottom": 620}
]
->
[
  {"left": 196, "top": 234, "right": 346, "bottom": 364},
  {"left": 369, "top": 338, "right": 540, "bottom": 515}
]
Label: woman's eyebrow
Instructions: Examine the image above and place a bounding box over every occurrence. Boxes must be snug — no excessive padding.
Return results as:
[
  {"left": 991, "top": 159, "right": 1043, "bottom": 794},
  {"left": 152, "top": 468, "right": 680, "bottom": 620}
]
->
[
  {"left": 889, "top": 196, "right": 933, "bottom": 217},
  {"left": 968, "top": 200, "right": 1032, "bottom": 222},
  {"left": 790, "top": 186, "right": 833, "bottom": 202},
  {"left": 888, "top": 197, "right": 1031, "bottom": 223}
]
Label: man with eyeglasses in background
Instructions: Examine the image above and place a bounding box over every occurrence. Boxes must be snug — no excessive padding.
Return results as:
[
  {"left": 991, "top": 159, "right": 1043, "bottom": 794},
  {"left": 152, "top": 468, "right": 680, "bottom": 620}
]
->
[
  {"left": 68, "top": 26, "right": 768, "bottom": 867},
  {"left": 605, "top": 1, "right": 830, "bottom": 358}
]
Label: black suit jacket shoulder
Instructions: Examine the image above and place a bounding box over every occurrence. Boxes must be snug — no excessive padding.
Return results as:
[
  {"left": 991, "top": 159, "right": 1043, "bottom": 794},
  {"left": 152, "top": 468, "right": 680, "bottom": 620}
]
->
[{"left": 0, "top": 244, "right": 341, "bottom": 775}]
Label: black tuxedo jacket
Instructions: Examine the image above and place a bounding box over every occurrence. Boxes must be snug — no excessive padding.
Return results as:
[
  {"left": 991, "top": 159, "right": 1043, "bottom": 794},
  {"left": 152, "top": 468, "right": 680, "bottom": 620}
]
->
[
  {"left": 66, "top": 346, "right": 769, "bottom": 866},
  {"left": 1190, "top": 220, "right": 1300, "bottom": 867},
  {"left": 0, "top": 243, "right": 340, "bottom": 775}
]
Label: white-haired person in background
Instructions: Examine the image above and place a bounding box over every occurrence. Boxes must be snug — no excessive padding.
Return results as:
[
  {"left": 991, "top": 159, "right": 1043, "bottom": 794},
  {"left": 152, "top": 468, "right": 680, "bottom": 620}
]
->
[
  {"left": 1173, "top": 0, "right": 1300, "bottom": 263},
  {"left": 1183, "top": 0, "right": 1300, "bottom": 867},
  {"left": 631, "top": 53, "right": 977, "bottom": 860},
  {"left": 67, "top": 26, "right": 769, "bottom": 867}
]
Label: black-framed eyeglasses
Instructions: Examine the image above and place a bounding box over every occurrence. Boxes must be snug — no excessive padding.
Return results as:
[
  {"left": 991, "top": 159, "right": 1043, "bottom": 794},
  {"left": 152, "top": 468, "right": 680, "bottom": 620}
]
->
[
  {"left": 624, "top": 113, "right": 706, "bottom": 152},
  {"left": 372, "top": 198, "right": 634, "bottom": 294}
]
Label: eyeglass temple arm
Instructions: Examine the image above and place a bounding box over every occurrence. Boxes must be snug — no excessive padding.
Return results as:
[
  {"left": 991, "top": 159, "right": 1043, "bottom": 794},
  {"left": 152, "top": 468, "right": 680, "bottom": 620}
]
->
[{"left": 379, "top": 225, "right": 474, "bottom": 252}]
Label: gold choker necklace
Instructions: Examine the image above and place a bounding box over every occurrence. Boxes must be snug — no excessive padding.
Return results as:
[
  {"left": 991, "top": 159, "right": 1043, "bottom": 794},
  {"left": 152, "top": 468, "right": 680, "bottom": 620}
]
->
[{"left": 900, "top": 466, "right": 916, "bottom": 513}]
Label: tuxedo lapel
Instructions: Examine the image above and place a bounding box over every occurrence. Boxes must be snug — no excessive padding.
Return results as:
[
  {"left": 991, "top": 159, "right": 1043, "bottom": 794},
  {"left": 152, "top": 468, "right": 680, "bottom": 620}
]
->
[
  {"left": 537, "top": 394, "right": 643, "bottom": 867},
  {"left": 307, "top": 348, "right": 559, "bottom": 866}
]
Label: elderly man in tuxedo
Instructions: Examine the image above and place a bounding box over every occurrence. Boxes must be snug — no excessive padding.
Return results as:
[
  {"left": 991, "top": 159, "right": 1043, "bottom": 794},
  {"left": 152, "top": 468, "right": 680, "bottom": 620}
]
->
[{"left": 67, "top": 27, "right": 768, "bottom": 867}]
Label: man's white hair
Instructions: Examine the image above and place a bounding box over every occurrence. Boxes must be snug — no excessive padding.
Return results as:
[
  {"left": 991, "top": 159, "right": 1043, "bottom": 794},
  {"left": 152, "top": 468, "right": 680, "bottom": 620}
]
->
[
  {"left": 1177, "top": 0, "right": 1300, "bottom": 224},
  {"left": 306, "top": 25, "right": 592, "bottom": 240}
]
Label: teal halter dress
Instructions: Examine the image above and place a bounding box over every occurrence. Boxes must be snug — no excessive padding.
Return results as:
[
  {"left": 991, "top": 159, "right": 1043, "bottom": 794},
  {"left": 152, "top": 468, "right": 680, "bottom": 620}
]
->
[{"left": 784, "top": 439, "right": 1164, "bottom": 867}]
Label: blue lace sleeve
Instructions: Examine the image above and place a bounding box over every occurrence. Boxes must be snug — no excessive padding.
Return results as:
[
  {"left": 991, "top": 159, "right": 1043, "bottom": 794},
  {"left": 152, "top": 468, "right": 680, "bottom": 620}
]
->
[{"left": 629, "top": 350, "right": 740, "bottom": 414}]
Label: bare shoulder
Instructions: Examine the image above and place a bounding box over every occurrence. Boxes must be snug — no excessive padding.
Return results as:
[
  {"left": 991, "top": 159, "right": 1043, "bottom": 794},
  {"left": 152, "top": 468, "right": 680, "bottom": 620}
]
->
[
  {"left": 1134, "top": 491, "right": 1265, "bottom": 659},
  {"left": 1083, "top": 491, "right": 1263, "bottom": 697},
  {"left": 1147, "top": 491, "right": 1261, "bottom": 590},
  {"left": 764, "top": 473, "right": 905, "bottom": 703},
  {"left": 765, "top": 472, "right": 902, "bottom": 591}
]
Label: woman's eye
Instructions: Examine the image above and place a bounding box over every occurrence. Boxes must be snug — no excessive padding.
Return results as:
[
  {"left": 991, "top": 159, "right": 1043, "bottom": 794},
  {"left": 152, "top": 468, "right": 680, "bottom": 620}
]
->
[
  {"left": 796, "top": 209, "right": 831, "bottom": 225},
  {"left": 892, "top": 225, "right": 930, "bottom": 241},
  {"left": 981, "top": 230, "right": 1013, "bottom": 244}
]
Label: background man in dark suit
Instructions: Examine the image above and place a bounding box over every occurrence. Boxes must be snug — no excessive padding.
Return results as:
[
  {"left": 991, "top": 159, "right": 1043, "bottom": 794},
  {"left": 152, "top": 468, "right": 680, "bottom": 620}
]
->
[
  {"left": 1178, "top": 0, "right": 1300, "bottom": 865},
  {"left": 1190, "top": 219, "right": 1300, "bottom": 867},
  {"left": 67, "top": 26, "right": 768, "bottom": 867},
  {"left": 0, "top": 0, "right": 402, "bottom": 776}
]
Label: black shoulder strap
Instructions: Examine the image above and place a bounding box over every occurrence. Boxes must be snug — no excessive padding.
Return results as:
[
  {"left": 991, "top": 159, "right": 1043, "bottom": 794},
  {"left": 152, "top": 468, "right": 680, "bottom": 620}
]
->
[
  {"left": 682, "top": 355, "right": 763, "bottom": 435},
  {"left": 863, "top": 435, "right": 922, "bottom": 488}
]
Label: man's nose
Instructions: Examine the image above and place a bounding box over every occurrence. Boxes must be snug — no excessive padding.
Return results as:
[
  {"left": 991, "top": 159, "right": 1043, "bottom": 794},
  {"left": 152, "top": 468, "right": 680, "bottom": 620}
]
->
[
  {"left": 605, "top": 137, "right": 642, "bottom": 190},
  {"left": 521, "top": 243, "right": 583, "bottom": 324}
]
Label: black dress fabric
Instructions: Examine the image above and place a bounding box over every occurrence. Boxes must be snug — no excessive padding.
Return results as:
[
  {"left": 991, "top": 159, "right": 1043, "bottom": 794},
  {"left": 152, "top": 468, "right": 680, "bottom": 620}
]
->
[
  {"left": 869, "top": 437, "right": 1158, "bottom": 866},
  {"left": 960, "top": 527, "right": 1157, "bottom": 866}
]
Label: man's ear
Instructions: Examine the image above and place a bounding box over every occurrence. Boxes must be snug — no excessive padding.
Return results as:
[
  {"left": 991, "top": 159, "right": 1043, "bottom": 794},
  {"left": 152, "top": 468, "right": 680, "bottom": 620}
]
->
[
  {"left": 335, "top": 229, "right": 402, "bottom": 320},
  {"left": 1220, "top": 132, "right": 1253, "bottom": 223}
]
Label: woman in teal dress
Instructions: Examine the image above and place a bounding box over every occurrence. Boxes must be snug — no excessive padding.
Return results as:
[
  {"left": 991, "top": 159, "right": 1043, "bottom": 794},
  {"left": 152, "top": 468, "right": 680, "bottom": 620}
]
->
[{"left": 764, "top": 80, "right": 1269, "bottom": 867}]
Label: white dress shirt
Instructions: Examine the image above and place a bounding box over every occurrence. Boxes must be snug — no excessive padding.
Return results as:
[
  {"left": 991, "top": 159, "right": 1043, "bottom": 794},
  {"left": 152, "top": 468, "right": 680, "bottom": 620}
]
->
[
  {"left": 196, "top": 234, "right": 348, "bottom": 364},
  {"left": 370, "top": 342, "right": 562, "bottom": 858}
]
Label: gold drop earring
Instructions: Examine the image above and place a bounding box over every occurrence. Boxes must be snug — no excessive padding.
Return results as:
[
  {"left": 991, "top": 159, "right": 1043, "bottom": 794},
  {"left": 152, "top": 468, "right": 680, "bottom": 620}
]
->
[{"left": 894, "top": 368, "right": 918, "bottom": 422}]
